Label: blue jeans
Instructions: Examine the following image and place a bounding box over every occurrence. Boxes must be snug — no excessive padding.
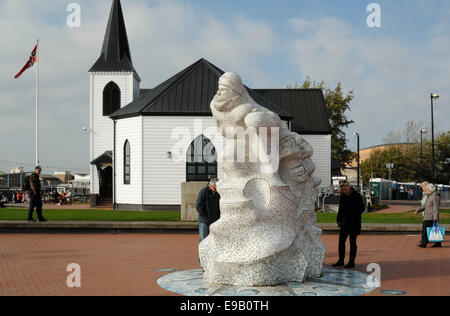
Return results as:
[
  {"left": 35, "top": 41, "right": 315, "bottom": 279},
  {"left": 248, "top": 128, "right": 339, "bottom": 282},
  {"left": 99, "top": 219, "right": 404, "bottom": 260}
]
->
[{"left": 199, "top": 223, "right": 210, "bottom": 243}]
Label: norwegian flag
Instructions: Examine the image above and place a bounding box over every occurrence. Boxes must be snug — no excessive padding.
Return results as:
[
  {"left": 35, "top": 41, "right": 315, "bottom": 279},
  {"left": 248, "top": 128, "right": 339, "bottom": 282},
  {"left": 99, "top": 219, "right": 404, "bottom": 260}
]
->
[{"left": 14, "top": 44, "right": 38, "bottom": 79}]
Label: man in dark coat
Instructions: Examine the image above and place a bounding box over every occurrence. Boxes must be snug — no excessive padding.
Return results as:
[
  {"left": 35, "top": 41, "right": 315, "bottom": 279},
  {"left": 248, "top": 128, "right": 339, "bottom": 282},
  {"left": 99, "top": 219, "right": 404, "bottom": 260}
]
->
[
  {"left": 28, "top": 166, "right": 47, "bottom": 223},
  {"left": 196, "top": 178, "right": 221, "bottom": 243},
  {"left": 333, "top": 180, "right": 365, "bottom": 269}
]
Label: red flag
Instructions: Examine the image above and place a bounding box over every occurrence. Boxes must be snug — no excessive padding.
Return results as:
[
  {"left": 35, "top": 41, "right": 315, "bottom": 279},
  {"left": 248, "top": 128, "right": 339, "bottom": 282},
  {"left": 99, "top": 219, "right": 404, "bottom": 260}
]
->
[{"left": 14, "top": 44, "right": 38, "bottom": 79}]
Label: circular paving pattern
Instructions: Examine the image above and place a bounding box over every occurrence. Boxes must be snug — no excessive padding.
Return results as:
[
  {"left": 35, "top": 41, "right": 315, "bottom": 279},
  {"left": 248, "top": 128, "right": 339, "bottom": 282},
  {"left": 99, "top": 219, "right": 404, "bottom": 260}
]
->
[
  {"left": 380, "top": 289, "right": 408, "bottom": 296},
  {"left": 157, "top": 268, "right": 378, "bottom": 296}
]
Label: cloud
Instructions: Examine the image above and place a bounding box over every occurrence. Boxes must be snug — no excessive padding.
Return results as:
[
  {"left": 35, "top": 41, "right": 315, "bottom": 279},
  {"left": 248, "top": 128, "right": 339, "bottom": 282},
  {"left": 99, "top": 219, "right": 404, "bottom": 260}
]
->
[
  {"left": 0, "top": 0, "right": 277, "bottom": 172},
  {"left": 286, "top": 15, "right": 450, "bottom": 149},
  {"left": 126, "top": 0, "right": 277, "bottom": 87},
  {"left": 1, "top": 0, "right": 449, "bottom": 173}
]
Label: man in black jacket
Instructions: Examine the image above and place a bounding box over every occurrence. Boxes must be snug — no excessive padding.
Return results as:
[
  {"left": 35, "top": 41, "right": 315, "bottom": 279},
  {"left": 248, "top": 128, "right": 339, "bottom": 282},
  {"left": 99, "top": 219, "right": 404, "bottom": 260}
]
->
[
  {"left": 196, "top": 178, "right": 221, "bottom": 243},
  {"left": 333, "top": 181, "right": 365, "bottom": 269},
  {"left": 28, "top": 166, "right": 47, "bottom": 223}
]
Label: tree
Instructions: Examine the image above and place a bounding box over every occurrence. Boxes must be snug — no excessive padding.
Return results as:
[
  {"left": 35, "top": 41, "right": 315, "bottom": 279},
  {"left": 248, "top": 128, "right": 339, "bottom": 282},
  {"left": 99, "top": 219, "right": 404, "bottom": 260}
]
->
[
  {"left": 383, "top": 129, "right": 403, "bottom": 145},
  {"left": 383, "top": 120, "right": 428, "bottom": 145},
  {"left": 436, "top": 132, "right": 450, "bottom": 184},
  {"left": 360, "top": 146, "right": 416, "bottom": 186},
  {"left": 288, "top": 77, "right": 356, "bottom": 169},
  {"left": 360, "top": 131, "right": 449, "bottom": 186},
  {"left": 403, "top": 120, "right": 424, "bottom": 144}
]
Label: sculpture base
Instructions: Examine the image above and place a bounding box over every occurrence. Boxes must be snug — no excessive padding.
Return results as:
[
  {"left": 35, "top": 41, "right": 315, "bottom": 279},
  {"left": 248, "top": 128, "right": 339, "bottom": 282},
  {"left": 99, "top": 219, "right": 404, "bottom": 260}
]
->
[{"left": 157, "top": 268, "right": 377, "bottom": 296}]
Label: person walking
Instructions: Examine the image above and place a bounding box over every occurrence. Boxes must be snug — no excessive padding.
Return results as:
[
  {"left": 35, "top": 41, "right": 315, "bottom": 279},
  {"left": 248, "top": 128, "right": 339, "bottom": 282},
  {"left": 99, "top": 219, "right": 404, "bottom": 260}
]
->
[
  {"left": 196, "top": 178, "right": 221, "bottom": 243},
  {"left": 27, "top": 166, "right": 47, "bottom": 223},
  {"left": 333, "top": 180, "right": 365, "bottom": 269},
  {"left": 416, "top": 182, "right": 441, "bottom": 248}
]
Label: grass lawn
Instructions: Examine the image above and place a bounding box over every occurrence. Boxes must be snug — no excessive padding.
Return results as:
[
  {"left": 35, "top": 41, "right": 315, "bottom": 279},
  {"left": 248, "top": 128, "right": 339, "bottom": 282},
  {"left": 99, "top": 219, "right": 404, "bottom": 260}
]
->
[
  {"left": 0, "top": 208, "right": 449, "bottom": 224},
  {"left": 0, "top": 208, "right": 180, "bottom": 222}
]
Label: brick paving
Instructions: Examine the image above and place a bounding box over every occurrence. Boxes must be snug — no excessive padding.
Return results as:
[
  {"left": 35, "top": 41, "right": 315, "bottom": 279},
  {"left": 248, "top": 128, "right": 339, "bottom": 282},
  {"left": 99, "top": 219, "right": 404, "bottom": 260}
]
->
[{"left": 0, "top": 233, "right": 448, "bottom": 296}]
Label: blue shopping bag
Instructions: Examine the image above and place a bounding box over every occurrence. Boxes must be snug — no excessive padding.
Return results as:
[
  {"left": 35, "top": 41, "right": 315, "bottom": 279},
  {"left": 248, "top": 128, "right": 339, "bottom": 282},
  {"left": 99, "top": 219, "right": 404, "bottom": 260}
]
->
[{"left": 427, "top": 222, "right": 446, "bottom": 243}]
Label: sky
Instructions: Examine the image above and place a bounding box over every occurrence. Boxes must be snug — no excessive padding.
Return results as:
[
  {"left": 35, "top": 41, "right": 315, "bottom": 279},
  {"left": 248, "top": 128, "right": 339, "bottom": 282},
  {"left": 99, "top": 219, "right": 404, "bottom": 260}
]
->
[{"left": 0, "top": 0, "right": 449, "bottom": 173}]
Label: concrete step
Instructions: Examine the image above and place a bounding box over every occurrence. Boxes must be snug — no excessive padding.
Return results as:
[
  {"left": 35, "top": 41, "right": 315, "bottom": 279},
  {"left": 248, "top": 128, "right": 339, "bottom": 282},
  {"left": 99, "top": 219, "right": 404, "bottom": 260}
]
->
[{"left": 1, "top": 221, "right": 447, "bottom": 234}]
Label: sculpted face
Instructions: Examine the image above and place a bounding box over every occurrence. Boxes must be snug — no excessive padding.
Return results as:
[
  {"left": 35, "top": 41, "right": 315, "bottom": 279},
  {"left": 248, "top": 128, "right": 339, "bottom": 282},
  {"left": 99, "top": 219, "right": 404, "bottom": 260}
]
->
[{"left": 212, "top": 83, "right": 239, "bottom": 112}]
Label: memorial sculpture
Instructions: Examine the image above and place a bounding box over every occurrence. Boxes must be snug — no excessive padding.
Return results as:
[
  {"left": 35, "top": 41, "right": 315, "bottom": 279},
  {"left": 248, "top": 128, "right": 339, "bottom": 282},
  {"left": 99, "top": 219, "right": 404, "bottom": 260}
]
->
[{"left": 199, "top": 72, "right": 325, "bottom": 286}]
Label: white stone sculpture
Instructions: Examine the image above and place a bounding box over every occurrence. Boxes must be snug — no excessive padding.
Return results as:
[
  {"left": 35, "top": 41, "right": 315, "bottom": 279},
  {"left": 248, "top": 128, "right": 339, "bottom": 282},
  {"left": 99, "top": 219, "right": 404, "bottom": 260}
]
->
[{"left": 199, "top": 72, "right": 325, "bottom": 287}]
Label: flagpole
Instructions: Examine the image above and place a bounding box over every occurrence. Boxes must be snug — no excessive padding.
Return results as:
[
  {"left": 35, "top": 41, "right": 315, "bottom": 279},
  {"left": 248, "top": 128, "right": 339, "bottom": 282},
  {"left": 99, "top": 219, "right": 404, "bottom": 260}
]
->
[{"left": 36, "top": 38, "right": 39, "bottom": 166}]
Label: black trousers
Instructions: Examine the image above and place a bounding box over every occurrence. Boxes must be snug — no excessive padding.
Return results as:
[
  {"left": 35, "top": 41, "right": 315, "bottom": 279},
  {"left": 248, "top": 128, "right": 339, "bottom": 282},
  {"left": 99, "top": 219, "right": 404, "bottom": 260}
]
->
[
  {"left": 339, "top": 229, "right": 358, "bottom": 263},
  {"left": 421, "top": 220, "right": 442, "bottom": 246},
  {"left": 28, "top": 194, "right": 44, "bottom": 221}
]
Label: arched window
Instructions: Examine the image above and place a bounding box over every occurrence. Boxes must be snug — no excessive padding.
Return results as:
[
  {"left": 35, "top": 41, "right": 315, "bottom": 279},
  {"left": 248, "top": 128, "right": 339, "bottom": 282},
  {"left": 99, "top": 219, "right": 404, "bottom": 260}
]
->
[
  {"left": 186, "top": 135, "right": 217, "bottom": 182},
  {"left": 124, "top": 140, "right": 131, "bottom": 185},
  {"left": 103, "top": 81, "right": 121, "bottom": 116}
]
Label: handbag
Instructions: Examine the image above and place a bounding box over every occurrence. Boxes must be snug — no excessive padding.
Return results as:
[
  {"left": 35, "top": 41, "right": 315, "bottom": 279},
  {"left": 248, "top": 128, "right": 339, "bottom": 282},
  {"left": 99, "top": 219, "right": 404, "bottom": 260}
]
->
[{"left": 427, "top": 222, "right": 446, "bottom": 243}]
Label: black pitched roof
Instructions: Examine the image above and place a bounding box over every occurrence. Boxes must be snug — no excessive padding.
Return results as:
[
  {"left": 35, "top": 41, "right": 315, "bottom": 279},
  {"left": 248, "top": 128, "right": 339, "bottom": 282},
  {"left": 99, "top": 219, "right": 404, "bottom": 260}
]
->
[
  {"left": 110, "top": 58, "right": 293, "bottom": 120},
  {"left": 140, "top": 89, "right": 153, "bottom": 95},
  {"left": 89, "top": 0, "right": 139, "bottom": 78},
  {"left": 90, "top": 151, "right": 113, "bottom": 165},
  {"left": 254, "top": 89, "right": 332, "bottom": 135}
]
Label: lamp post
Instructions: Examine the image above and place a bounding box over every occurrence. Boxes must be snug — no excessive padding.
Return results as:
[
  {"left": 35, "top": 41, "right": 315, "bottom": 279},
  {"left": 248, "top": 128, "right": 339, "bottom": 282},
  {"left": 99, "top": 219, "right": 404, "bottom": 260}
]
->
[
  {"left": 354, "top": 132, "right": 360, "bottom": 190},
  {"left": 420, "top": 129, "right": 427, "bottom": 181},
  {"left": 430, "top": 94, "right": 439, "bottom": 185},
  {"left": 387, "top": 163, "right": 394, "bottom": 200}
]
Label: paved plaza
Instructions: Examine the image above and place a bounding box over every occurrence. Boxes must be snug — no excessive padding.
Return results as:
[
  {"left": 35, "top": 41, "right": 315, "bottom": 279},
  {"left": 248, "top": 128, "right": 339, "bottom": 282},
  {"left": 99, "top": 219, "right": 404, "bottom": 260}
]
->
[{"left": 0, "top": 233, "right": 448, "bottom": 296}]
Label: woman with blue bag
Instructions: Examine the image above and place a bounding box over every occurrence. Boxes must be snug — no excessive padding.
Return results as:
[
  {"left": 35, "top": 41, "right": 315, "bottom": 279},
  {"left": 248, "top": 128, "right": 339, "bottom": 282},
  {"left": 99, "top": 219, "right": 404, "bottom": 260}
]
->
[{"left": 415, "top": 182, "right": 442, "bottom": 248}]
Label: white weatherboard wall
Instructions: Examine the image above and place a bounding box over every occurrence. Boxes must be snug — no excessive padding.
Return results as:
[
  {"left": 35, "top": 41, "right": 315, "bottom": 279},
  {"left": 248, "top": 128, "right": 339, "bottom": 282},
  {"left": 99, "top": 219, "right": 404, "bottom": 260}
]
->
[
  {"left": 142, "top": 116, "right": 223, "bottom": 206},
  {"left": 139, "top": 116, "right": 331, "bottom": 206},
  {"left": 89, "top": 72, "right": 139, "bottom": 194},
  {"left": 115, "top": 117, "right": 143, "bottom": 205},
  {"left": 301, "top": 134, "right": 332, "bottom": 188}
]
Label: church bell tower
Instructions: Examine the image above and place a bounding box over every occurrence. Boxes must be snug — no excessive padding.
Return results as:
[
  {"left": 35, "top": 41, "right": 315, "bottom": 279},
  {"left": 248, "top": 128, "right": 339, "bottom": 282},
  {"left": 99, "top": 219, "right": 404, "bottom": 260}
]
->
[{"left": 89, "top": 0, "right": 140, "bottom": 204}]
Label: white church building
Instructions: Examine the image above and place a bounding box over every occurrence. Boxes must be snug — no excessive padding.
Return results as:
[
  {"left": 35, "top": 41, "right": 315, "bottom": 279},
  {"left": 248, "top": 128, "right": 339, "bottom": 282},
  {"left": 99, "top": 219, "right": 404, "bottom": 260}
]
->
[{"left": 89, "top": 0, "right": 332, "bottom": 211}]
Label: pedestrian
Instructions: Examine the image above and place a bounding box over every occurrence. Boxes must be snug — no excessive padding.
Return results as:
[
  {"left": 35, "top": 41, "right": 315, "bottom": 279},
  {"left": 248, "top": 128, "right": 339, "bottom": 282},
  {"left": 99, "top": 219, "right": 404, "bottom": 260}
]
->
[
  {"left": 416, "top": 182, "right": 441, "bottom": 248},
  {"left": 195, "top": 178, "right": 221, "bottom": 243},
  {"left": 16, "top": 191, "right": 22, "bottom": 204},
  {"left": 0, "top": 194, "right": 6, "bottom": 208},
  {"left": 27, "top": 166, "right": 47, "bottom": 223},
  {"left": 66, "top": 190, "right": 72, "bottom": 204},
  {"left": 52, "top": 189, "right": 60, "bottom": 204},
  {"left": 333, "top": 180, "right": 365, "bottom": 269}
]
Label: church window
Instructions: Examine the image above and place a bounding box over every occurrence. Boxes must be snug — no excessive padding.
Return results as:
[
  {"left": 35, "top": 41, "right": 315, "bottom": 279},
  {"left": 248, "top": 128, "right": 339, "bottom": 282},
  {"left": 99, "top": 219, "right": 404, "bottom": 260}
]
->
[
  {"left": 124, "top": 140, "right": 131, "bottom": 185},
  {"left": 186, "top": 135, "right": 217, "bottom": 182},
  {"left": 103, "top": 82, "right": 121, "bottom": 116}
]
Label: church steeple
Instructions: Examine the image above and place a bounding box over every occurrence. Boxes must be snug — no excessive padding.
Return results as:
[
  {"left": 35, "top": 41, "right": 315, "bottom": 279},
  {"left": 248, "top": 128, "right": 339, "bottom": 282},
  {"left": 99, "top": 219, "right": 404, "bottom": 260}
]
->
[{"left": 90, "top": 0, "right": 138, "bottom": 76}]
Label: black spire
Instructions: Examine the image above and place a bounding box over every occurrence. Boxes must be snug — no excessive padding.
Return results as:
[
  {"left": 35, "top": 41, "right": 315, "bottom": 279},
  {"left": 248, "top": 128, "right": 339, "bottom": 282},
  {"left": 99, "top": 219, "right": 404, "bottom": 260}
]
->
[{"left": 90, "top": 0, "right": 138, "bottom": 75}]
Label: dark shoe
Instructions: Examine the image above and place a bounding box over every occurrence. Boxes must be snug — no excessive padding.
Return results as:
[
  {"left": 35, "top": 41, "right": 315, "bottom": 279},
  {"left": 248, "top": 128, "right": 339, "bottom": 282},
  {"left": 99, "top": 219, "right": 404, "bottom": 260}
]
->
[
  {"left": 418, "top": 244, "right": 427, "bottom": 248},
  {"left": 38, "top": 218, "right": 48, "bottom": 222},
  {"left": 431, "top": 244, "right": 442, "bottom": 248},
  {"left": 332, "top": 261, "right": 344, "bottom": 268},
  {"left": 345, "top": 262, "right": 356, "bottom": 269}
]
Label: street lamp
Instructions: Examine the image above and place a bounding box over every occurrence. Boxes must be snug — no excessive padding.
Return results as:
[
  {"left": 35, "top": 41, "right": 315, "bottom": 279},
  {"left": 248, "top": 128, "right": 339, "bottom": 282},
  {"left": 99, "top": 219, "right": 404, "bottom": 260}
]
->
[
  {"left": 430, "top": 94, "right": 439, "bottom": 184},
  {"left": 420, "top": 129, "right": 427, "bottom": 181},
  {"left": 354, "top": 132, "right": 360, "bottom": 190}
]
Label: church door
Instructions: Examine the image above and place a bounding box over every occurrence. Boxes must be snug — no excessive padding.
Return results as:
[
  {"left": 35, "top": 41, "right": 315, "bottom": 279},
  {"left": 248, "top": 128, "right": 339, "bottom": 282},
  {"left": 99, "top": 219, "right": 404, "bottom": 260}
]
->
[{"left": 100, "top": 166, "right": 113, "bottom": 197}]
